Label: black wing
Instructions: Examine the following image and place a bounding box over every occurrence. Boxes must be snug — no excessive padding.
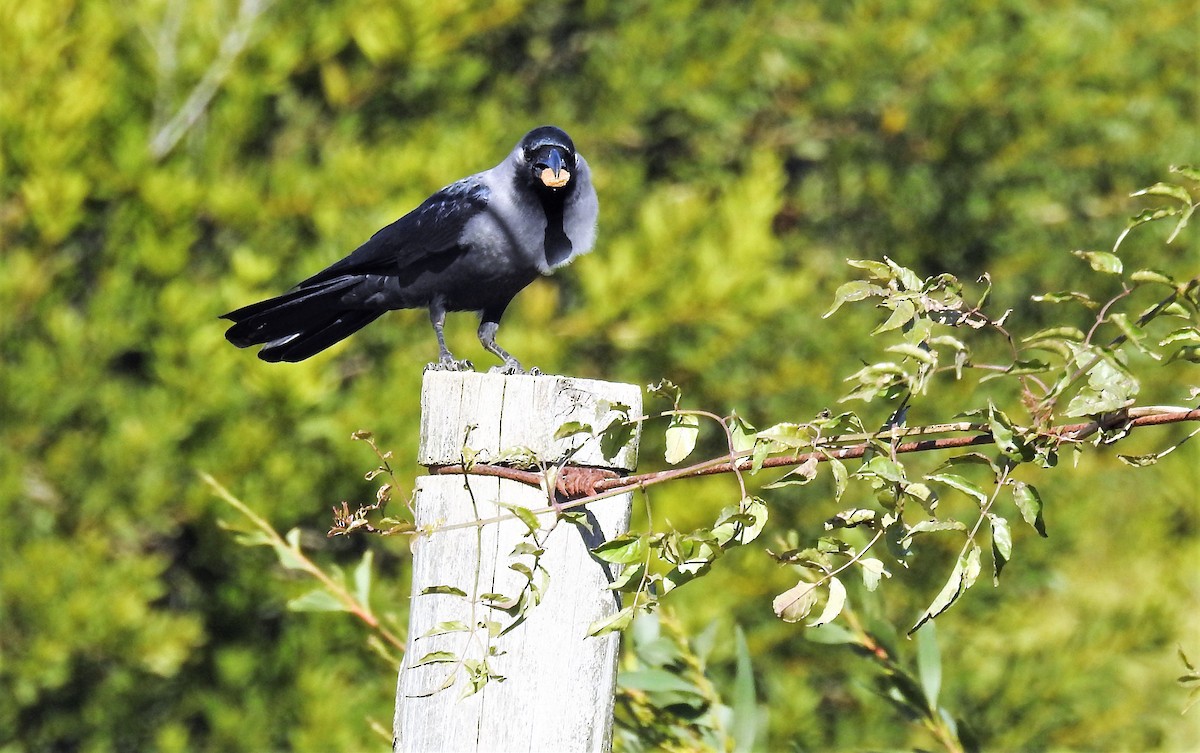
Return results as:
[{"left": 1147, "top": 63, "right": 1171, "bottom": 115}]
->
[{"left": 296, "top": 178, "right": 490, "bottom": 287}]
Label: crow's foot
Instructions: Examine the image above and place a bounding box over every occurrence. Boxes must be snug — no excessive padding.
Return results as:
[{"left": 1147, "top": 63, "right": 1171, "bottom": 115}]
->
[
  {"left": 425, "top": 358, "right": 474, "bottom": 373},
  {"left": 487, "top": 362, "right": 540, "bottom": 376}
]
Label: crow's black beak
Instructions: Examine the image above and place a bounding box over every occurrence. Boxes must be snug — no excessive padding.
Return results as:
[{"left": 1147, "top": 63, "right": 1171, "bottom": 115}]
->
[{"left": 536, "top": 147, "right": 570, "bottom": 188}]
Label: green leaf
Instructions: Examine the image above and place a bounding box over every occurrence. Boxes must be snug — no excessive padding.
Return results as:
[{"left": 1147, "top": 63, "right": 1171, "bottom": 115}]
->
[
  {"left": 1064, "top": 390, "right": 1123, "bottom": 417},
  {"left": 508, "top": 562, "right": 534, "bottom": 580},
  {"left": 588, "top": 605, "right": 636, "bottom": 636},
  {"left": 460, "top": 658, "right": 500, "bottom": 698},
  {"left": 1130, "top": 269, "right": 1176, "bottom": 286},
  {"left": 419, "top": 620, "right": 472, "bottom": 637},
  {"left": 483, "top": 620, "right": 504, "bottom": 639},
  {"left": 886, "top": 342, "right": 936, "bottom": 364},
  {"left": 559, "top": 510, "right": 596, "bottom": 535},
  {"left": 1031, "top": 290, "right": 1097, "bottom": 308},
  {"left": 808, "top": 577, "right": 847, "bottom": 627},
  {"left": 664, "top": 413, "right": 700, "bottom": 464},
  {"left": 814, "top": 411, "right": 867, "bottom": 435},
  {"left": 824, "top": 280, "right": 884, "bottom": 318},
  {"left": 510, "top": 541, "right": 544, "bottom": 557},
  {"left": 421, "top": 584, "right": 468, "bottom": 597},
  {"left": 757, "top": 422, "right": 817, "bottom": 449},
  {"left": 906, "top": 519, "right": 968, "bottom": 538},
  {"left": 352, "top": 550, "right": 373, "bottom": 607},
  {"left": 804, "top": 623, "right": 859, "bottom": 645},
  {"left": 619, "top": 669, "right": 701, "bottom": 694},
  {"left": 928, "top": 334, "right": 968, "bottom": 351},
  {"left": 874, "top": 298, "right": 917, "bottom": 334},
  {"left": 718, "top": 496, "right": 768, "bottom": 546},
  {"left": 663, "top": 561, "right": 712, "bottom": 593},
  {"left": 1167, "top": 345, "right": 1200, "bottom": 364},
  {"left": 772, "top": 581, "right": 819, "bottom": 623},
  {"left": 729, "top": 412, "right": 757, "bottom": 452},
  {"left": 916, "top": 621, "right": 942, "bottom": 711},
  {"left": 648, "top": 379, "right": 682, "bottom": 406},
  {"left": 987, "top": 513, "right": 1012, "bottom": 584},
  {"left": 731, "top": 625, "right": 758, "bottom": 753},
  {"left": 825, "top": 508, "right": 876, "bottom": 529},
  {"left": 498, "top": 502, "right": 540, "bottom": 533},
  {"left": 1181, "top": 645, "right": 1198, "bottom": 672},
  {"left": 1072, "top": 249, "right": 1123, "bottom": 275},
  {"left": 599, "top": 415, "right": 637, "bottom": 462},
  {"left": 842, "top": 362, "right": 910, "bottom": 402},
  {"left": 1167, "top": 204, "right": 1194, "bottom": 243},
  {"left": 1117, "top": 453, "right": 1160, "bottom": 467},
  {"left": 1001, "top": 358, "right": 1052, "bottom": 376},
  {"left": 1159, "top": 327, "right": 1200, "bottom": 347},
  {"left": 228, "top": 528, "right": 273, "bottom": 550},
  {"left": 411, "top": 651, "right": 458, "bottom": 668},
  {"left": 481, "top": 592, "right": 519, "bottom": 610},
  {"left": 829, "top": 458, "right": 849, "bottom": 503},
  {"left": 886, "top": 519, "right": 914, "bottom": 560},
  {"left": 592, "top": 534, "right": 649, "bottom": 564},
  {"left": 1114, "top": 206, "right": 1183, "bottom": 252},
  {"left": 848, "top": 259, "right": 893, "bottom": 279},
  {"left": 987, "top": 404, "right": 1018, "bottom": 457},
  {"left": 884, "top": 669, "right": 933, "bottom": 720},
  {"left": 750, "top": 437, "right": 773, "bottom": 473},
  {"left": 885, "top": 256, "right": 925, "bottom": 291},
  {"left": 934, "top": 452, "right": 1000, "bottom": 475},
  {"left": 1171, "top": 164, "right": 1200, "bottom": 182},
  {"left": 1012, "top": 482, "right": 1048, "bottom": 537},
  {"left": 608, "top": 562, "right": 646, "bottom": 592},
  {"left": 860, "top": 558, "right": 889, "bottom": 592},
  {"left": 1131, "top": 181, "right": 1193, "bottom": 204},
  {"left": 287, "top": 589, "right": 345, "bottom": 613},
  {"left": 903, "top": 482, "right": 939, "bottom": 514},
  {"left": 553, "top": 420, "right": 592, "bottom": 440},
  {"left": 1023, "top": 325, "right": 1085, "bottom": 343},
  {"left": 909, "top": 542, "right": 981, "bottom": 634},
  {"left": 764, "top": 457, "right": 819, "bottom": 488},
  {"left": 926, "top": 473, "right": 987, "bottom": 504},
  {"left": 1110, "top": 313, "right": 1154, "bottom": 355},
  {"left": 859, "top": 456, "right": 906, "bottom": 484},
  {"left": 274, "top": 528, "right": 308, "bottom": 571},
  {"left": 1064, "top": 346, "right": 1140, "bottom": 417}
]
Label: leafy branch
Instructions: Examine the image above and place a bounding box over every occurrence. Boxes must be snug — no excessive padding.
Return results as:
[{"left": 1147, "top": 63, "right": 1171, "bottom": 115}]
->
[
  {"left": 370, "top": 167, "right": 1200, "bottom": 640},
  {"left": 201, "top": 471, "right": 406, "bottom": 658}
]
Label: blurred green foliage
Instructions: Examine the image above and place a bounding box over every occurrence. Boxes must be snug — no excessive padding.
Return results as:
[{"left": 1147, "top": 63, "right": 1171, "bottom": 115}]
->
[{"left": 1, "top": 0, "right": 1197, "bottom": 750}]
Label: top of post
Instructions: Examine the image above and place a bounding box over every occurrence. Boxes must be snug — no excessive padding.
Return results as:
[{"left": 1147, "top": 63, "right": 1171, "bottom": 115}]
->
[{"left": 418, "top": 371, "right": 641, "bottom": 471}]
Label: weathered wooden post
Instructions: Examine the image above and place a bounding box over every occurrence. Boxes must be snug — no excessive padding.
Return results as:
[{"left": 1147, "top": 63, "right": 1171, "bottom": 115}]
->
[{"left": 394, "top": 371, "right": 641, "bottom": 753}]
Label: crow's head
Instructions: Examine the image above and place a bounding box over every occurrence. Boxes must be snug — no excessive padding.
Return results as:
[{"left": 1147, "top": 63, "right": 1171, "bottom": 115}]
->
[{"left": 519, "top": 126, "right": 578, "bottom": 192}]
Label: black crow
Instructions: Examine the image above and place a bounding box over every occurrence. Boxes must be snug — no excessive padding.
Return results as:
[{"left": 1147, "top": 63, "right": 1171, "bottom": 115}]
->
[{"left": 222, "top": 126, "right": 598, "bottom": 373}]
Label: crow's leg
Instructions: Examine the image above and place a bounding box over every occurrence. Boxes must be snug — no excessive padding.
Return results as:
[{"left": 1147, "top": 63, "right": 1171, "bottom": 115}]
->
[
  {"left": 425, "top": 301, "right": 473, "bottom": 372},
  {"left": 478, "top": 316, "right": 533, "bottom": 375}
]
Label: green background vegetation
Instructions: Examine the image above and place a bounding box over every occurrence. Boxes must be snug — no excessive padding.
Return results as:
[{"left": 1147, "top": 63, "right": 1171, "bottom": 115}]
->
[{"left": 2, "top": 0, "right": 1197, "bottom": 750}]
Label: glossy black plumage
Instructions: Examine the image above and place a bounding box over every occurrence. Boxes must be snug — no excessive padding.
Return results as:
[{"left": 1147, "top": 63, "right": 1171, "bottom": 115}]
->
[{"left": 222, "top": 127, "right": 598, "bottom": 372}]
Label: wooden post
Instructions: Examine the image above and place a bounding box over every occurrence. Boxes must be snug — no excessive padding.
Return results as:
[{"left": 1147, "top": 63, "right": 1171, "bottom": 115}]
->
[{"left": 394, "top": 371, "right": 641, "bottom": 753}]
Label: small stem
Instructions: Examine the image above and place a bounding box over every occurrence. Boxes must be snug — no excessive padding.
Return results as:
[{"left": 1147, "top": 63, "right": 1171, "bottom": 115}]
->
[
  {"left": 202, "top": 472, "right": 406, "bottom": 651},
  {"left": 818, "top": 528, "right": 886, "bottom": 586}
]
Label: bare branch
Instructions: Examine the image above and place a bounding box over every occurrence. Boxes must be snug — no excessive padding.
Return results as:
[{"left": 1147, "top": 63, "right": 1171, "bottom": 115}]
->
[{"left": 429, "top": 407, "right": 1200, "bottom": 507}]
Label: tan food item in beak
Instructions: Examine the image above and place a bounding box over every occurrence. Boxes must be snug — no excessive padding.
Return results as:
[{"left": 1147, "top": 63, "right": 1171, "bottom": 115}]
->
[{"left": 540, "top": 167, "right": 570, "bottom": 188}]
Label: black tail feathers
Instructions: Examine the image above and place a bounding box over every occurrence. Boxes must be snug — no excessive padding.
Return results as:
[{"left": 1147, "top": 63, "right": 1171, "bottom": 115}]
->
[{"left": 222, "top": 277, "right": 384, "bottom": 362}]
